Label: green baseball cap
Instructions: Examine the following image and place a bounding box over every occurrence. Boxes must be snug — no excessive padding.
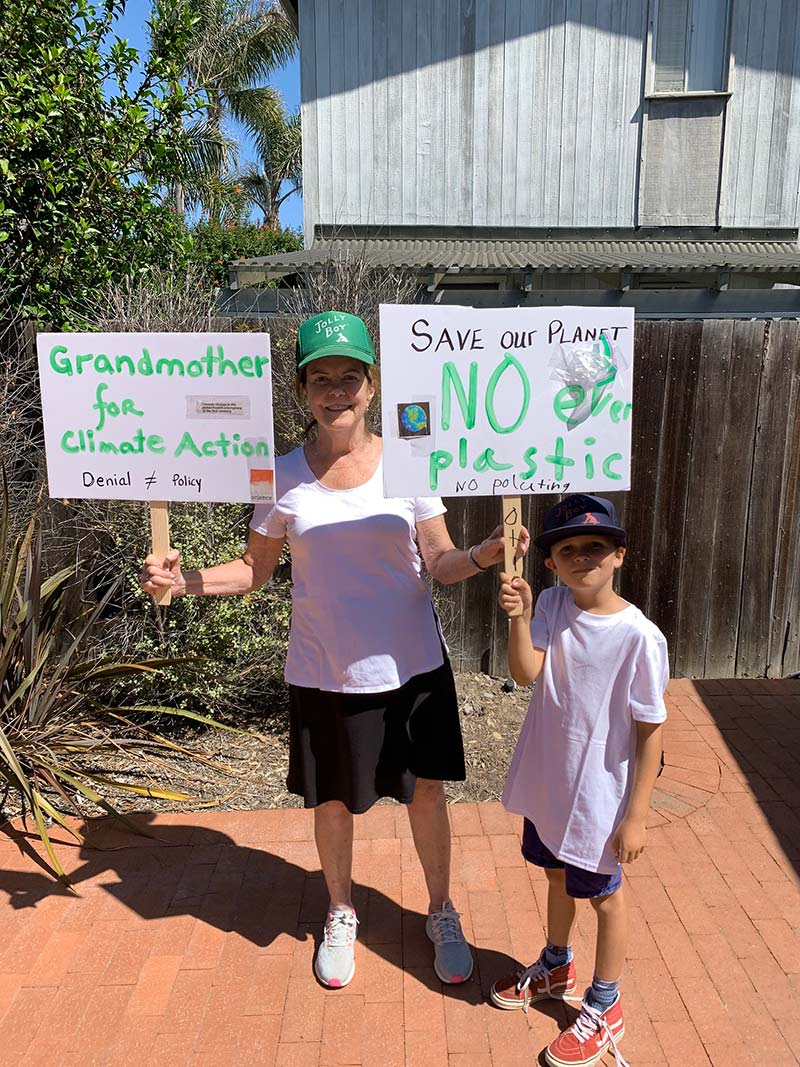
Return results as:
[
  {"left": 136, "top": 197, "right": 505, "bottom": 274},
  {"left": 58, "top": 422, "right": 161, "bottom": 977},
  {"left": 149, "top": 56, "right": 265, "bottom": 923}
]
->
[{"left": 295, "top": 311, "right": 377, "bottom": 370}]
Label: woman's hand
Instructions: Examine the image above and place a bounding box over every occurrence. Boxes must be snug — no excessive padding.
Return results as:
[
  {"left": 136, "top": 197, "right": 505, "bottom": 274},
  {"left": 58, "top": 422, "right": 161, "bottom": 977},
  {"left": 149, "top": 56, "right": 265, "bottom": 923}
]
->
[
  {"left": 472, "top": 524, "right": 531, "bottom": 569},
  {"left": 141, "top": 549, "right": 185, "bottom": 599},
  {"left": 498, "top": 573, "right": 533, "bottom": 619}
]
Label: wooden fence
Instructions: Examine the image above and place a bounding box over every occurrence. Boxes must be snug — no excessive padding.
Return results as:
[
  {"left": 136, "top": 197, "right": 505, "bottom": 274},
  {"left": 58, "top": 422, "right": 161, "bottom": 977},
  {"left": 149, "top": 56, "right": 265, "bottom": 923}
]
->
[
  {"left": 6, "top": 318, "right": 798, "bottom": 679},
  {"left": 439, "top": 319, "right": 800, "bottom": 679}
]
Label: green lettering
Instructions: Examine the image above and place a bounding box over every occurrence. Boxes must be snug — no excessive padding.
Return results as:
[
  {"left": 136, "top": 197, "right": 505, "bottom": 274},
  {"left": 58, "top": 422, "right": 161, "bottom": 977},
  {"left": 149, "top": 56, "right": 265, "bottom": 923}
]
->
[
  {"left": 76, "top": 352, "right": 94, "bottom": 375},
  {"left": 520, "top": 446, "right": 538, "bottom": 478},
  {"left": 60, "top": 430, "right": 79, "bottom": 452},
  {"left": 95, "top": 354, "right": 114, "bottom": 375},
  {"left": 554, "top": 385, "right": 585, "bottom": 424},
  {"left": 255, "top": 356, "right": 270, "bottom": 377},
  {"left": 146, "top": 434, "right": 165, "bottom": 453},
  {"left": 590, "top": 367, "right": 617, "bottom": 414},
  {"left": 544, "top": 437, "right": 576, "bottom": 480},
  {"left": 114, "top": 354, "right": 135, "bottom": 375},
  {"left": 174, "top": 431, "right": 203, "bottom": 457},
  {"left": 98, "top": 440, "right": 120, "bottom": 454},
  {"left": 584, "top": 437, "right": 596, "bottom": 479},
  {"left": 155, "top": 358, "right": 185, "bottom": 376},
  {"left": 473, "top": 448, "right": 513, "bottom": 474},
  {"left": 441, "top": 361, "right": 478, "bottom": 431},
  {"left": 429, "top": 449, "right": 453, "bottom": 491},
  {"left": 458, "top": 437, "right": 467, "bottom": 468},
  {"left": 217, "top": 345, "right": 237, "bottom": 376},
  {"left": 138, "top": 348, "right": 154, "bottom": 375},
  {"left": 485, "top": 354, "right": 530, "bottom": 434},
  {"left": 50, "top": 345, "right": 72, "bottom": 375},
  {"left": 602, "top": 453, "right": 623, "bottom": 480},
  {"left": 186, "top": 360, "right": 204, "bottom": 378},
  {"left": 238, "top": 356, "right": 254, "bottom": 377},
  {"left": 254, "top": 441, "right": 269, "bottom": 456}
]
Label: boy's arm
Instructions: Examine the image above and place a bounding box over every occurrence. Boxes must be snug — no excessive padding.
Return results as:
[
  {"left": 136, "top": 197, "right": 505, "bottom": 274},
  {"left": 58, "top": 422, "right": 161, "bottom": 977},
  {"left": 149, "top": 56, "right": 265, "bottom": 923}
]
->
[
  {"left": 499, "top": 575, "right": 546, "bottom": 685},
  {"left": 612, "top": 720, "right": 664, "bottom": 863}
]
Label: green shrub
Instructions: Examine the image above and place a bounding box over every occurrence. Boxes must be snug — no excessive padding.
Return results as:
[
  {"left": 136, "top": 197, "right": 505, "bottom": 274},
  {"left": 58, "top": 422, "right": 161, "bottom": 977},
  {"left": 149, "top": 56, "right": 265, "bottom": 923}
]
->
[
  {"left": 191, "top": 221, "right": 301, "bottom": 287},
  {"left": 89, "top": 500, "right": 293, "bottom": 724}
]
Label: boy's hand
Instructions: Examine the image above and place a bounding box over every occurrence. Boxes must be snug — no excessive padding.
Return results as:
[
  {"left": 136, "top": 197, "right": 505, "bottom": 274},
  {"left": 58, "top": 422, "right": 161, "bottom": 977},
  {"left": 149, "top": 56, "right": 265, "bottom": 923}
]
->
[
  {"left": 612, "top": 816, "right": 646, "bottom": 863},
  {"left": 498, "top": 573, "right": 533, "bottom": 619}
]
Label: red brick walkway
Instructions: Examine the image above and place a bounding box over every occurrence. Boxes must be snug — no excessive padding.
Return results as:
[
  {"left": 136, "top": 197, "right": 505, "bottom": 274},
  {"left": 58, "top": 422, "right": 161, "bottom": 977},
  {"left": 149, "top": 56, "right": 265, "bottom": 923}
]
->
[{"left": 1, "top": 679, "right": 799, "bottom": 1066}]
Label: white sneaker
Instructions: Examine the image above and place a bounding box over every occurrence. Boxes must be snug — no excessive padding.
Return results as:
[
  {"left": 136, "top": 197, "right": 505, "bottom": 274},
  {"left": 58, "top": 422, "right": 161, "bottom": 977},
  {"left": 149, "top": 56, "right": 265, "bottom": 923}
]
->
[
  {"left": 425, "top": 902, "right": 474, "bottom": 983},
  {"left": 314, "top": 908, "right": 358, "bottom": 988}
]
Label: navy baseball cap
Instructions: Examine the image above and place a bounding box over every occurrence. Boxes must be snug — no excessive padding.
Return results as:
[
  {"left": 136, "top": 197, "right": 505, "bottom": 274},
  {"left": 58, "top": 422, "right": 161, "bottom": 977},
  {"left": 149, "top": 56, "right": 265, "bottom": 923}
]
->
[{"left": 535, "top": 494, "right": 626, "bottom": 552}]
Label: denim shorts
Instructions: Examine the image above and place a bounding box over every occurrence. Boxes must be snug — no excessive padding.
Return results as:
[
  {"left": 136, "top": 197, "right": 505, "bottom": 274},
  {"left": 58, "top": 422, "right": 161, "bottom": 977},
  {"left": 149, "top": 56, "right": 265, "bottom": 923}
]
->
[{"left": 521, "top": 819, "right": 622, "bottom": 899}]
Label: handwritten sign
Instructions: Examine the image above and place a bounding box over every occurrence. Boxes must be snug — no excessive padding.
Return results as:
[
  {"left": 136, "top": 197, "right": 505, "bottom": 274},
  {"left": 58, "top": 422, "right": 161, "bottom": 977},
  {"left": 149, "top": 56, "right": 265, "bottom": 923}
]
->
[
  {"left": 36, "top": 332, "right": 276, "bottom": 503},
  {"left": 380, "top": 306, "right": 634, "bottom": 498}
]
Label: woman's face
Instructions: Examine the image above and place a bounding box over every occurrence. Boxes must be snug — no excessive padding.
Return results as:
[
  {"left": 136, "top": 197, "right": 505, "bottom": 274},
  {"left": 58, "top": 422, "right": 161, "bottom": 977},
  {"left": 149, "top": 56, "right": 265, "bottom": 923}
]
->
[{"left": 302, "top": 356, "right": 375, "bottom": 433}]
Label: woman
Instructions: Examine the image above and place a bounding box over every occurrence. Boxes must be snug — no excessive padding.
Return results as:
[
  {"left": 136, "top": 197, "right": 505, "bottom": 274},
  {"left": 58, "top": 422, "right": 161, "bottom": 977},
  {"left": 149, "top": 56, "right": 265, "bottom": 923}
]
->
[{"left": 143, "top": 310, "right": 529, "bottom": 989}]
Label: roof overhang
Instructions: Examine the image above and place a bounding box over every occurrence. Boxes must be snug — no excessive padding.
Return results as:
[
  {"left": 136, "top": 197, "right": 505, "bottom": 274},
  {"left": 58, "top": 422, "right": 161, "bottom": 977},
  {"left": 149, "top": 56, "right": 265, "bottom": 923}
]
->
[{"left": 228, "top": 226, "right": 800, "bottom": 287}]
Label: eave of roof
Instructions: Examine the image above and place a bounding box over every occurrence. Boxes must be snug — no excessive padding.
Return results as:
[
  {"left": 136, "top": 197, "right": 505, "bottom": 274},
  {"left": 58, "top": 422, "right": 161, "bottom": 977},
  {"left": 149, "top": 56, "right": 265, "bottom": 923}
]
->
[{"left": 231, "top": 228, "right": 800, "bottom": 277}]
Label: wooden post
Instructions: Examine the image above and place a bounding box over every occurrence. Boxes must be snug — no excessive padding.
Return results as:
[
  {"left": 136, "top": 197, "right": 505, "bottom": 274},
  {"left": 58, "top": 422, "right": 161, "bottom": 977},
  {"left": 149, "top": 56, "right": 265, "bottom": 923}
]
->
[
  {"left": 149, "top": 501, "right": 172, "bottom": 607},
  {"left": 502, "top": 495, "right": 524, "bottom": 617}
]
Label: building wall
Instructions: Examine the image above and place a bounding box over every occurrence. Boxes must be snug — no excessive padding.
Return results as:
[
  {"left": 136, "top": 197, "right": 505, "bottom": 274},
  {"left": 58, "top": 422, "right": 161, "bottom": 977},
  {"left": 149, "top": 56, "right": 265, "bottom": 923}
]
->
[{"left": 298, "top": 0, "right": 800, "bottom": 238}]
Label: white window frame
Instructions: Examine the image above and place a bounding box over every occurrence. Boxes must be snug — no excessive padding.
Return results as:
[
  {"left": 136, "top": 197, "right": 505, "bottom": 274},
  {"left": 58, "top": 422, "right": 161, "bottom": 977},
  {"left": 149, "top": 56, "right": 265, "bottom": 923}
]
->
[{"left": 646, "top": 0, "right": 733, "bottom": 99}]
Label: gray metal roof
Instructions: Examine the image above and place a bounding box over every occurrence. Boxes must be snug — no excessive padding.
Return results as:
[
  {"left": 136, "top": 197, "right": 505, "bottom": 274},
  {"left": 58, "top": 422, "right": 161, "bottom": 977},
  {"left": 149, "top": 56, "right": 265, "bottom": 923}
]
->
[{"left": 233, "top": 233, "right": 800, "bottom": 277}]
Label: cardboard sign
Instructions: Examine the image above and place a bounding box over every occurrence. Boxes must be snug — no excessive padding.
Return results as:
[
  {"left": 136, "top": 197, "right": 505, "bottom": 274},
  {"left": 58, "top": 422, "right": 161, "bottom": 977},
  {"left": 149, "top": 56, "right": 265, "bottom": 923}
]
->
[
  {"left": 37, "top": 332, "right": 276, "bottom": 503},
  {"left": 380, "top": 305, "right": 634, "bottom": 498}
]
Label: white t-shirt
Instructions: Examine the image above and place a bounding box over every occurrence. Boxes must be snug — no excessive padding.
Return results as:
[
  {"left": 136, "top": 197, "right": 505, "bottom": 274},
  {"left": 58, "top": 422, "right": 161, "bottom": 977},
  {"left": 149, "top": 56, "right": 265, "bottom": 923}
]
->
[
  {"left": 249, "top": 446, "right": 447, "bottom": 694},
  {"left": 502, "top": 586, "right": 669, "bottom": 874}
]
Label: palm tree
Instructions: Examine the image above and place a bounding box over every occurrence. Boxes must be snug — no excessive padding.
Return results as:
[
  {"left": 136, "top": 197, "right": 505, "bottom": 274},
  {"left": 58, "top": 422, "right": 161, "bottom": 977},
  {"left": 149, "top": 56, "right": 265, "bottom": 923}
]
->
[
  {"left": 238, "top": 106, "right": 301, "bottom": 229},
  {"left": 153, "top": 0, "right": 297, "bottom": 220}
]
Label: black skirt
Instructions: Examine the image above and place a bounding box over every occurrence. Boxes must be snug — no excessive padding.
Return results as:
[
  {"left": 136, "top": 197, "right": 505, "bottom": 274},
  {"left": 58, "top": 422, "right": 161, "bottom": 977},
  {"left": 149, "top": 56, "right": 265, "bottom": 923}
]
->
[{"left": 287, "top": 660, "right": 466, "bottom": 814}]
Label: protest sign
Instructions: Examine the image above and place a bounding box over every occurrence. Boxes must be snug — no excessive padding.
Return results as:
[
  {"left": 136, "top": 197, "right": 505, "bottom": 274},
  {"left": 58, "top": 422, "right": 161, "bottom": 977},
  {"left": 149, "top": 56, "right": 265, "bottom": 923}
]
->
[
  {"left": 36, "top": 332, "right": 276, "bottom": 505},
  {"left": 37, "top": 331, "right": 276, "bottom": 607},
  {"left": 380, "top": 305, "right": 634, "bottom": 499}
]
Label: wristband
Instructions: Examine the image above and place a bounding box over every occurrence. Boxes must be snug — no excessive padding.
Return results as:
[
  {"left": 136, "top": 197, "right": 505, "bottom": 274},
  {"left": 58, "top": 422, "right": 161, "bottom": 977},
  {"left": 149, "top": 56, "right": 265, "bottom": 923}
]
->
[{"left": 468, "top": 545, "right": 487, "bottom": 571}]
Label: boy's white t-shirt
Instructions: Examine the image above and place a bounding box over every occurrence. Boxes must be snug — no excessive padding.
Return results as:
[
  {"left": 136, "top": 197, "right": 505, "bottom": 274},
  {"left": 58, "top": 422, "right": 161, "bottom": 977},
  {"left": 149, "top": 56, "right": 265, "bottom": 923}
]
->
[
  {"left": 502, "top": 585, "right": 669, "bottom": 875},
  {"left": 249, "top": 446, "right": 447, "bottom": 694}
]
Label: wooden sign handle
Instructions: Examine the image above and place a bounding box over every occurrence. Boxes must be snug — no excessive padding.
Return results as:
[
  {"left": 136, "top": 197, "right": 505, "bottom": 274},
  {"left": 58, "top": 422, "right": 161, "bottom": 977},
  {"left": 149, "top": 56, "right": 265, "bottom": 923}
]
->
[
  {"left": 149, "top": 501, "right": 172, "bottom": 607},
  {"left": 502, "top": 495, "right": 524, "bottom": 617}
]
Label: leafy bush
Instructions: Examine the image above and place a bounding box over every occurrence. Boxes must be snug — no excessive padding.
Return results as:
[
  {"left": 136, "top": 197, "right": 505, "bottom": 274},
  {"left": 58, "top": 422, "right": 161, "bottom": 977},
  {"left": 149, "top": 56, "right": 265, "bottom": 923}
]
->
[
  {"left": 0, "top": 0, "right": 200, "bottom": 325},
  {"left": 91, "top": 499, "right": 293, "bottom": 722},
  {"left": 0, "top": 487, "right": 247, "bottom": 880},
  {"left": 191, "top": 221, "right": 302, "bottom": 287}
]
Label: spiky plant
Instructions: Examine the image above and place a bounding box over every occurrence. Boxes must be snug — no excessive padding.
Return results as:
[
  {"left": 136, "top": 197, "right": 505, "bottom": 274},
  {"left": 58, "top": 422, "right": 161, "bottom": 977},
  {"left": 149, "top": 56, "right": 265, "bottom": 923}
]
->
[{"left": 0, "top": 483, "right": 248, "bottom": 881}]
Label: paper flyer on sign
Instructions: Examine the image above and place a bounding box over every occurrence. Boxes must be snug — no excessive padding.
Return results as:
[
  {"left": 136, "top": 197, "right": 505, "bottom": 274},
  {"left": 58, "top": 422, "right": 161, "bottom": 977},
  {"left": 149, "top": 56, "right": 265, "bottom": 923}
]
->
[
  {"left": 380, "top": 305, "right": 634, "bottom": 499},
  {"left": 36, "top": 332, "right": 276, "bottom": 503}
]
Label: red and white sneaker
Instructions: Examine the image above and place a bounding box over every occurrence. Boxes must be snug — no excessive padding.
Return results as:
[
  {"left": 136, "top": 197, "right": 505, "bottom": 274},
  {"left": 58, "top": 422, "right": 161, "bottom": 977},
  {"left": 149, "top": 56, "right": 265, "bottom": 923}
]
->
[
  {"left": 490, "top": 951, "right": 577, "bottom": 1012},
  {"left": 545, "top": 991, "right": 628, "bottom": 1067}
]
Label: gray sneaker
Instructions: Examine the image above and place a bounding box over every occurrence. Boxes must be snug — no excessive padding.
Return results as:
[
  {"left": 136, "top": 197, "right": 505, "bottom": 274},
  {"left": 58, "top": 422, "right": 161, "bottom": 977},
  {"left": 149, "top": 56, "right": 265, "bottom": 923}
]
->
[
  {"left": 425, "top": 902, "right": 474, "bottom": 983},
  {"left": 314, "top": 908, "right": 358, "bottom": 988}
]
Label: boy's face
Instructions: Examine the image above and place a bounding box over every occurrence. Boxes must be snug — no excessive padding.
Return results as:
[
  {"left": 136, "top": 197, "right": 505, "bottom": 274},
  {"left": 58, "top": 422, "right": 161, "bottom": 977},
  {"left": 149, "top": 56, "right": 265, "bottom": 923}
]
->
[{"left": 544, "top": 534, "right": 626, "bottom": 591}]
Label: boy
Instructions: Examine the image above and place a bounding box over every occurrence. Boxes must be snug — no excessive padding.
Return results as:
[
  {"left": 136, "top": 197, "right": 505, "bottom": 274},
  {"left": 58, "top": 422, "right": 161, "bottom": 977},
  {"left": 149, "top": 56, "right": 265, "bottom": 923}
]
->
[{"left": 492, "top": 494, "right": 667, "bottom": 1067}]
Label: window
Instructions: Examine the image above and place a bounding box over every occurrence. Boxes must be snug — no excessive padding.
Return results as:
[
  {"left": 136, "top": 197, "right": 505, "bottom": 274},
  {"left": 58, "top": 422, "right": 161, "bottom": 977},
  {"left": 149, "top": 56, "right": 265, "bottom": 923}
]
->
[{"left": 652, "top": 0, "right": 730, "bottom": 94}]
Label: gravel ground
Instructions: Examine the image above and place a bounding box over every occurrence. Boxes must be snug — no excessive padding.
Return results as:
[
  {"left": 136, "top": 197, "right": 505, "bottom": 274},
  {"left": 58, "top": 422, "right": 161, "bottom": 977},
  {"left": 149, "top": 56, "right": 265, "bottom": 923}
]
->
[{"left": 2, "top": 673, "right": 532, "bottom": 822}]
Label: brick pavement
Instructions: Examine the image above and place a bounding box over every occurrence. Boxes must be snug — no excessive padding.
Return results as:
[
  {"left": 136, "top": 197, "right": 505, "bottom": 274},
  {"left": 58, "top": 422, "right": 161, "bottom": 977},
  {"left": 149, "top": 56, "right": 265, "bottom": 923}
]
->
[{"left": 0, "top": 679, "right": 799, "bottom": 1066}]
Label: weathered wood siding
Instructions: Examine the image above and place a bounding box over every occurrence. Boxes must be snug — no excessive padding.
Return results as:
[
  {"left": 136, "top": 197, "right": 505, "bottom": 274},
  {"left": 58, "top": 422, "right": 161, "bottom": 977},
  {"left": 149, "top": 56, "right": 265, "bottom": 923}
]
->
[
  {"left": 721, "top": 0, "right": 800, "bottom": 227},
  {"left": 639, "top": 97, "right": 726, "bottom": 225},
  {"left": 299, "top": 0, "right": 649, "bottom": 235},
  {"left": 298, "top": 0, "right": 800, "bottom": 235},
  {"left": 439, "top": 320, "right": 800, "bottom": 680}
]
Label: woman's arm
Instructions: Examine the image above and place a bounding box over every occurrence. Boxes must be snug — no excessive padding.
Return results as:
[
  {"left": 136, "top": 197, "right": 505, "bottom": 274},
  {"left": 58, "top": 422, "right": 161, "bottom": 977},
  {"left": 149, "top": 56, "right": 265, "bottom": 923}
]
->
[
  {"left": 612, "top": 720, "right": 664, "bottom": 863},
  {"left": 416, "top": 514, "right": 529, "bottom": 585},
  {"left": 143, "top": 530, "right": 286, "bottom": 599}
]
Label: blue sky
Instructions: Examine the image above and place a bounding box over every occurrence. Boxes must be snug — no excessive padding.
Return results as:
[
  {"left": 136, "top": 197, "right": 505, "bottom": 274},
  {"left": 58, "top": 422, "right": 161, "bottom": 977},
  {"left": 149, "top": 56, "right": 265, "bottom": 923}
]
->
[{"left": 112, "top": 0, "right": 304, "bottom": 232}]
